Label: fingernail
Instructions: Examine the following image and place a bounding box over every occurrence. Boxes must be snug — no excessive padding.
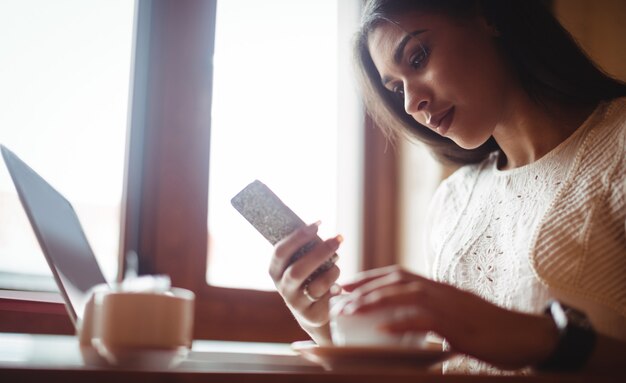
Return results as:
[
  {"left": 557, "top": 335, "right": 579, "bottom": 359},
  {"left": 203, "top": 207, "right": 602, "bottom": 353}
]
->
[
  {"left": 305, "top": 221, "right": 321, "bottom": 233},
  {"left": 329, "top": 235, "right": 343, "bottom": 250},
  {"left": 330, "top": 283, "right": 342, "bottom": 296}
]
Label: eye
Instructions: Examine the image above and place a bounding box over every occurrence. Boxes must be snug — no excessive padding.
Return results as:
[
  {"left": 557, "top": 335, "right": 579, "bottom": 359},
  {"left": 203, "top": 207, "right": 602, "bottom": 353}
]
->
[
  {"left": 390, "top": 83, "right": 404, "bottom": 101},
  {"left": 409, "top": 45, "right": 429, "bottom": 69}
]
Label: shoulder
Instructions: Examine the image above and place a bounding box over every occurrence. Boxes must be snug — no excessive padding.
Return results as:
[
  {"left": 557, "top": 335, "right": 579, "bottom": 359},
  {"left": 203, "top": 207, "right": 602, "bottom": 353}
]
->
[
  {"left": 600, "top": 97, "right": 626, "bottom": 205},
  {"left": 607, "top": 96, "right": 626, "bottom": 118},
  {"left": 530, "top": 99, "right": 626, "bottom": 315},
  {"left": 601, "top": 97, "right": 626, "bottom": 138},
  {"left": 566, "top": 97, "right": 626, "bottom": 177},
  {"left": 581, "top": 97, "right": 626, "bottom": 165}
]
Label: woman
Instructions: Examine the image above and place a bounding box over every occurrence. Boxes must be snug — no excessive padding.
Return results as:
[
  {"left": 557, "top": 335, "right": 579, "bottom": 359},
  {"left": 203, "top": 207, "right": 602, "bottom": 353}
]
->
[{"left": 269, "top": 0, "right": 626, "bottom": 374}]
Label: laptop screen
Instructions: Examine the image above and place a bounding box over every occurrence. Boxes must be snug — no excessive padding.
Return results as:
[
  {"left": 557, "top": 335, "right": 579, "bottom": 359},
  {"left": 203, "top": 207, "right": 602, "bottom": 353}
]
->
[{"left": 1, "top": 145, "right": 108, "bottom": 325}]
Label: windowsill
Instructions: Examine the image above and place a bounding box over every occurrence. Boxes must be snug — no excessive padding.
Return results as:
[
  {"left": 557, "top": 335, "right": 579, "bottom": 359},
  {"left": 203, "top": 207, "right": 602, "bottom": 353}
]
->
[
  {"left": 0, "top": 271, "right": 58, "bottom": 292},
  {"left": 0, "top": 289, "right": 64, "bottom": 303}
]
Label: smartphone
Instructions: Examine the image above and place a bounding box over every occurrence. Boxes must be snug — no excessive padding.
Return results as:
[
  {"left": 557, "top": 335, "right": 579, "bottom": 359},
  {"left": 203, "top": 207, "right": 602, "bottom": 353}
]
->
[{"left": 231, "top": 180, "right": 337, "bottom": 278}]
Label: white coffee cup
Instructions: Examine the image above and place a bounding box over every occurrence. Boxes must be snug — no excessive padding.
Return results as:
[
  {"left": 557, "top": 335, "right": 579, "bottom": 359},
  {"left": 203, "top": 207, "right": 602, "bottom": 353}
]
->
[
  {"left": 329, "top": 294, "right": 426, "bottom": 348},
  {"left": 78, "top": 282, "right": 195, "bottom": 368}
]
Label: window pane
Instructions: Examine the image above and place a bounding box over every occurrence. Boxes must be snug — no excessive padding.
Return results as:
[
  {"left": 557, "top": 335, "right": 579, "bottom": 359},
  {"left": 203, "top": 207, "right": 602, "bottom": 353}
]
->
[
  {"left": 208, "top": 0, "right": 361, "bottom": 290},
  {"left": 0, "top": 0, "right": 134, "bottom": 285}
]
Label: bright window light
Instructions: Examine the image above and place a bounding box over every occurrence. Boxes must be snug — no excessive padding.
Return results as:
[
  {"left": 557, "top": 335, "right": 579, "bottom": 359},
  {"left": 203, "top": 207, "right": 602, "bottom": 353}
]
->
[
  {"left": 208, "top": 0, "right": 361, "bottom": 290},
  {"left": 0, "top": 0, "right": 134, "bottom": 284}
]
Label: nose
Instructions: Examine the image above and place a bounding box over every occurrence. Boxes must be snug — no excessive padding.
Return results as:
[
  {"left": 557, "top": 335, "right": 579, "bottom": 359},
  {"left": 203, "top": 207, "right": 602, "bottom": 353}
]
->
[{"left": 403, "top": 82, "right": 430, "bottom": 117}]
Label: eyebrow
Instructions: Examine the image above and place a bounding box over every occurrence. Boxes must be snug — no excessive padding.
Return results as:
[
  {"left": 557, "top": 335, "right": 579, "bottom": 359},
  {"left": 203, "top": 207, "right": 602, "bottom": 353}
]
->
[
  {"left": 381, "top": 29, "right": 428, "bottom": 86},
  {"left": 394, "top": 29, "right": 427, "bottom": 63}
]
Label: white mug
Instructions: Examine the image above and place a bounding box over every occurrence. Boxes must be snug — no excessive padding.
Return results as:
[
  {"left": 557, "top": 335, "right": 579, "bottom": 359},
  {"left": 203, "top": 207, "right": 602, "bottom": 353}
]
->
[
  {"left": 78, "top": 283, "right": 195, "bottom": 368},
  {"left": 329, "top": 294, "right": 426, "bottom": 348}
]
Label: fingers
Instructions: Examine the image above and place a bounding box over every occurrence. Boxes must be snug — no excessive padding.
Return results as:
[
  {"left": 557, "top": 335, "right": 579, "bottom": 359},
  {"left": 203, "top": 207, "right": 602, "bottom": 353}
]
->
[
  {"left": 268, "top": 220, "right": 344, "bottom": 328},
  {"left": 344, "top": 281, "right": 433, "bottom": 314},
  {"left": 269, "top": 221, "right": 320, "bottom": 282},
  {"left": 337, "top": 268, "right": 435, "bottom": 319},
  {"left": 341, "top": 265, "right": 400, "bottom": 291},
  {"left": 341, "top": 265, "right": 430, "bottom": 292},
  {"left": 343, "top": 268, "right": 431, "bottom": 304},
  {"left": 282, "top": 235, "right": 342, "bottom": 287},
  {"left": 288, "top": 267, "right": 342, "bottom": 328},
  {"left": 279, "top": 235, "right": 342, "bottom": 312},
  {"left": 302, "top": 265, "right": 342, "bottom": 303}
]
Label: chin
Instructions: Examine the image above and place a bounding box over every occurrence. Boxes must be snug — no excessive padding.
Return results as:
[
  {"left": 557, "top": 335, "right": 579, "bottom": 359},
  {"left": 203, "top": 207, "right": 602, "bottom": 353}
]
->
[{"left": 450, "top": 135, "right": 491, "bottom": 150}]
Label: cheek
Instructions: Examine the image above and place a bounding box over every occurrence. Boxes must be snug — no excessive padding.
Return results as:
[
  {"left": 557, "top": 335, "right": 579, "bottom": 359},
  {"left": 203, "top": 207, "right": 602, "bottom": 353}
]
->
[
  {"left": 429, "top": 61, "right": 502, "bottom": 148},
  {"left": 431, "top": 48, "right": 509, "bottom": 134},
  {"left": 434, "top": 30, "right": 512, "bottom": 110},
  {"left": 442, "top": 57, "right": 503, "bottom": 106}
]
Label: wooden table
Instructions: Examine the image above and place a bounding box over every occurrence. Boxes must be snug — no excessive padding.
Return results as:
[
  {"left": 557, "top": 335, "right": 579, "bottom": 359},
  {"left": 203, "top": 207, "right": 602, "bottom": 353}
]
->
[{"left": 0, "top": 333, "right": 620, "bottom": 382}]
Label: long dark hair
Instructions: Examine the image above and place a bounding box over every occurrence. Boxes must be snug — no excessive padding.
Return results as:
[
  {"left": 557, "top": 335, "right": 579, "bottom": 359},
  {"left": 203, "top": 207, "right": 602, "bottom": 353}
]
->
[{"left": 355, "top": 0, "right": 626, "bottom": 165}]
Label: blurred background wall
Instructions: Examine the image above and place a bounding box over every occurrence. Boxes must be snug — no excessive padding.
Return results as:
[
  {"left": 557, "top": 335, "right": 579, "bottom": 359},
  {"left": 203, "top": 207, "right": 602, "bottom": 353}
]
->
[{"left": 555, "top": 0, "right": 626, "bottom": 82}]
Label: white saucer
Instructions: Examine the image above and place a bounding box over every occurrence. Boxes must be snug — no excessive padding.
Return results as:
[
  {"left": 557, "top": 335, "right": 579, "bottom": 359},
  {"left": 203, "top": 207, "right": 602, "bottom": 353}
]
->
[{"left": 291, "top": 340, "right": 453, "bottom": 372}]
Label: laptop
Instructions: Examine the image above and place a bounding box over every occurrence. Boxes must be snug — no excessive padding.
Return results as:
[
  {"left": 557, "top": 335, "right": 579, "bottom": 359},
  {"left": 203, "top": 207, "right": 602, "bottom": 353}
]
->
[{"left": 1, "top": 144, "right": 108, "bottom": 327}]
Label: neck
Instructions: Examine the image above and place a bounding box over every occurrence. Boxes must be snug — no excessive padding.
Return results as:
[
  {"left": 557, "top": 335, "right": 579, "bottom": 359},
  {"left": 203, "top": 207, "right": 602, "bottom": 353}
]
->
[{"left": 493, "top": 95, "right": 597, "bottom": 170}]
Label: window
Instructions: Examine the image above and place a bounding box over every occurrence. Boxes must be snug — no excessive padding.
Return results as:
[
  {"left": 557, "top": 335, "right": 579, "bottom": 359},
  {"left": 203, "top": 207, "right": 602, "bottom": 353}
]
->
[
  {"left": 0, "top": 0, "right": 135, "bottom": 288},
  {"left": 207, "top": 0, "right": 361, "bottom": 290}
]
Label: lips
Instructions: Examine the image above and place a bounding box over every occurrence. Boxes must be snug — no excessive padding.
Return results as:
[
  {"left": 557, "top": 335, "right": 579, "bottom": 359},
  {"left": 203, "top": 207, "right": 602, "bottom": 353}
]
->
[{"left": 427, "top": 107, "right": 455, "bottom": 136}]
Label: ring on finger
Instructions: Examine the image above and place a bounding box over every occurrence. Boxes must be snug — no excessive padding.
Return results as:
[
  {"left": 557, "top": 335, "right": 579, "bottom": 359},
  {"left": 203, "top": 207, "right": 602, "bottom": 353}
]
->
[{"left": 303, "top": 283, "right": 321, "bottom": 303}]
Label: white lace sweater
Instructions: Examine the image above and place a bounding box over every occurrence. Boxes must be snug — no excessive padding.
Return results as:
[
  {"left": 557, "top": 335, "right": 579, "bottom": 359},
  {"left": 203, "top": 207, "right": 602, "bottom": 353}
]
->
[{"left": 426, "top": 98, "right": 626, "bottom": 374}]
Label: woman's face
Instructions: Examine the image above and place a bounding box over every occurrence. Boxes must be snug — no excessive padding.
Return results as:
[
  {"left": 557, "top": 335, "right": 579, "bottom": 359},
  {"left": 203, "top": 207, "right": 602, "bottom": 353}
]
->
[{"left": 367, "top": 11, "right": 517, "bottom": 149}]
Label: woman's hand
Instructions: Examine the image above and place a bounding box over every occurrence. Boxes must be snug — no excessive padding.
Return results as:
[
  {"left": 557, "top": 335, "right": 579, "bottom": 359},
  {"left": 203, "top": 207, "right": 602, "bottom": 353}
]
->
[
  {"left": 269, "top": 221, "right": 343, "bottom": 345},
  {"left": 341, "top": 266, "right": 559, "bottom": 370}
]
